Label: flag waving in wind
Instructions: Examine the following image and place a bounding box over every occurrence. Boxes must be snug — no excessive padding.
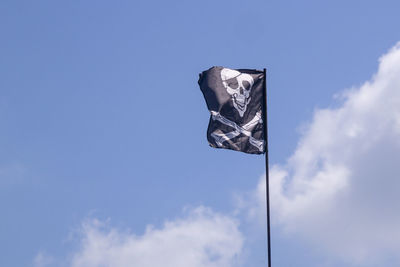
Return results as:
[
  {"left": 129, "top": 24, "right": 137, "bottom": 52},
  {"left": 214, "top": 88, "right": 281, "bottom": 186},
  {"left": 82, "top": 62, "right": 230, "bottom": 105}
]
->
[{"left": 198, "top": 66, "right": 266, "bottom": 154}]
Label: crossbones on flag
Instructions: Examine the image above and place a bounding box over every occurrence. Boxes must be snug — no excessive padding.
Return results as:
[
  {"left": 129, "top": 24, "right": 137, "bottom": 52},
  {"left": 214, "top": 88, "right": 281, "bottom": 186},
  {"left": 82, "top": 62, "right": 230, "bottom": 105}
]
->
[{"left": 198, "top": 66, "right": 266, "bottom": 154}]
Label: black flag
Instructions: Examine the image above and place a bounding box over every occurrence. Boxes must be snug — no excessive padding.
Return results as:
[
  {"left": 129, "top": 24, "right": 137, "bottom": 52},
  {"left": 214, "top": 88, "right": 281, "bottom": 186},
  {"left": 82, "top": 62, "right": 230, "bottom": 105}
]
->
[{"left": 198, "top": 66, "right": 265, "bottom": 154}]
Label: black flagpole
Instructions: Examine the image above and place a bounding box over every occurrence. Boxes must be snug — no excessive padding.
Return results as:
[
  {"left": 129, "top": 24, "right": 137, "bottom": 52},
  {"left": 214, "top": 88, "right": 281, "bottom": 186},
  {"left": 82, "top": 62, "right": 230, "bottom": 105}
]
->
[{"left": 262, "top": 68, "right": 272, "bottom": 267}]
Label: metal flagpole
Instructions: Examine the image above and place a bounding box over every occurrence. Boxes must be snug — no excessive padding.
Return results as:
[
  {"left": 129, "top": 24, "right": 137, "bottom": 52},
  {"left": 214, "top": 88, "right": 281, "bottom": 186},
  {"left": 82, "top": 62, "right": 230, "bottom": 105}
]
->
[{"left": 262, "top": 68, "right": 272, "bottom": 267}]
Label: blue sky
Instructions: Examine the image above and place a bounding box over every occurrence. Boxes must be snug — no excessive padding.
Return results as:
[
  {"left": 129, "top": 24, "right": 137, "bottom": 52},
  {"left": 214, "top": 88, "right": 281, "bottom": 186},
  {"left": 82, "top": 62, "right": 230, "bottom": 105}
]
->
[{"left": 2, "top": 0, "right": 400, "bottom": 266}]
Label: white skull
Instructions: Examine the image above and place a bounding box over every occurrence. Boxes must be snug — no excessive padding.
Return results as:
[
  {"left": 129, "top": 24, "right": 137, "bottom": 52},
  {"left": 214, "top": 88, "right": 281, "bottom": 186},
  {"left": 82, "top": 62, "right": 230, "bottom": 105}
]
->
[{"left": 220, "top": 68, "right": 254, "bottom": 117}]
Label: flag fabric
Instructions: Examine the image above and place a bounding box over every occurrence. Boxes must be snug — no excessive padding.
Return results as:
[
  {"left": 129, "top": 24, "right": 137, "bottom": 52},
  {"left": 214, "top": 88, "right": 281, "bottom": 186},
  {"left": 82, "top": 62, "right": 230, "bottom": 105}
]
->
[{"left": 198, "top": 66, "right": 266, "bottom": 154}]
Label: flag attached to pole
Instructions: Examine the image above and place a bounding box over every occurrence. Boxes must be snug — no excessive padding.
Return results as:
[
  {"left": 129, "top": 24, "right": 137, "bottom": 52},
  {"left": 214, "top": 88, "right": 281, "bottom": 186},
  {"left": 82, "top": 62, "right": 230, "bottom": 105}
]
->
[{"left": 198, "top": 66, "right": 266, "bottom": 154}]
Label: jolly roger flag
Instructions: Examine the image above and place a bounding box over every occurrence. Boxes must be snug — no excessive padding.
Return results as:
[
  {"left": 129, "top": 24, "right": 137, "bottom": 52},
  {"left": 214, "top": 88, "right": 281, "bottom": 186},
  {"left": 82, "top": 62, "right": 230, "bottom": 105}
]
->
[{"left": 198, "top": 66, "right": 266, "bottom": 154}]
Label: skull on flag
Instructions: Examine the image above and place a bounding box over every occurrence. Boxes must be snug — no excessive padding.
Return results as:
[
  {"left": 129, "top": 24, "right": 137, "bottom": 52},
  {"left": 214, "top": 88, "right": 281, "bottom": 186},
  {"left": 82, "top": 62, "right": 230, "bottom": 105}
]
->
[{"left": 220, "top": 68, "right": 254, "bottom": 117}]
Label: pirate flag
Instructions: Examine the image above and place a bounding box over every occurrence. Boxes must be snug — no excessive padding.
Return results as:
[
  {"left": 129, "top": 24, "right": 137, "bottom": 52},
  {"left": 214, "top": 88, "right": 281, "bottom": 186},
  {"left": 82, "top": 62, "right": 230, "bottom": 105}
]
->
[{"left": 198, "top": 66, "right": 266, "bottom": 154}]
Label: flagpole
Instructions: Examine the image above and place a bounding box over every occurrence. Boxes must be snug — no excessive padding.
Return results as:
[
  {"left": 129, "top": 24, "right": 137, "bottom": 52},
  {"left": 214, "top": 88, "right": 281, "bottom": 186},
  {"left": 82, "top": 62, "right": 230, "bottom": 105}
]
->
[{"left": 262, "top": 68, "right": 272, "bottom": 267}]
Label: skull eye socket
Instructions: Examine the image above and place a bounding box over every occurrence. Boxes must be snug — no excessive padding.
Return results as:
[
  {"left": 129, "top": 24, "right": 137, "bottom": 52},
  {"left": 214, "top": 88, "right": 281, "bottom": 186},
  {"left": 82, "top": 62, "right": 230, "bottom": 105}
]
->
[
  {"left": 226, "top": 78, "right": 239, "bottom": 89},
  {"left": 242, "top": 81, "right": 251, "bottom": 90}
]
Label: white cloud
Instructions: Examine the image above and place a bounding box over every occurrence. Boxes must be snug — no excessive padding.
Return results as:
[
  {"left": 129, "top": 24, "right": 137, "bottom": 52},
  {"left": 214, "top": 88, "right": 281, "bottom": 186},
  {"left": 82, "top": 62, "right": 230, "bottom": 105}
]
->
[
  {"left": 68, "top": 206, "right": 243, "bottom": 267},
  {"left": 251, "top": 42, "right": 400, "bottom": 264}
]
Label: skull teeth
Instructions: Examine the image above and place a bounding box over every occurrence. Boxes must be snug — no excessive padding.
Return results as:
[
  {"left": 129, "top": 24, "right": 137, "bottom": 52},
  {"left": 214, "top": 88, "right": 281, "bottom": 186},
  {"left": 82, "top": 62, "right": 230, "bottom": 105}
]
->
[{"left": 233, "top": 96, "right": 247, "bottom": 110}]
